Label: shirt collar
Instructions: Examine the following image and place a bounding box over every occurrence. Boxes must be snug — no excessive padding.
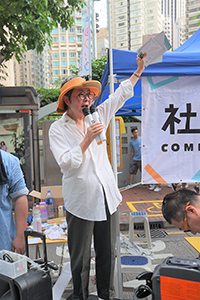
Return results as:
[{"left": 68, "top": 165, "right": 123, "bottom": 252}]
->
[{"left": 62, "top": 112, "right": 76, "bottom": 125}]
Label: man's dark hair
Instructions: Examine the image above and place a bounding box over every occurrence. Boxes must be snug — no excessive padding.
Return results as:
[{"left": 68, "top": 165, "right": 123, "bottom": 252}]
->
[
  {"left": 131, "top": 127, "right": 138, "bottom": 133},
  {"left": 61, "top": 76, "right": 77, "bottom": 112},
  {"left": 162, "top": 188, "right": 199, "bottom": 224}
]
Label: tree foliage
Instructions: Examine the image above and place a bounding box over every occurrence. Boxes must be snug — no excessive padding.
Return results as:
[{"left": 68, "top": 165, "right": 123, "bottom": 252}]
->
[
  {"left": 0, "top": 0, "right": 84, "bottom": 63},
  {"left": 70, "top": 55, "right": 107, "bottom": 82}
]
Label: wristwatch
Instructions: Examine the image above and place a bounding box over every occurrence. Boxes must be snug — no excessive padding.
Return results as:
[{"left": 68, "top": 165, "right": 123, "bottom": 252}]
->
[{"left": 133, "top": 72, "right": 140, "bottom": 79}]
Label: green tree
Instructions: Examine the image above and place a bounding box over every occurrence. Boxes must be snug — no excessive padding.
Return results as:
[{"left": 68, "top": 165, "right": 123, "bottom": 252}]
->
[
  {"left": 70, "top": 55, "right": 107, "bottom": 81},
  {"left": 0, "top": 0, "right": 84, "bottom": 64},
  {"left": 36, "top": 87, "right": 60, "bottom": 121}
]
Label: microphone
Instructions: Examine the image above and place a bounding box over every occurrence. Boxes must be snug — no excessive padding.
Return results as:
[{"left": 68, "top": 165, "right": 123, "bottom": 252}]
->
[
  {"left": 90, "top": 105, "right": 106, "bottom": 143},
  {"left": 82, "top": 107, "right": 105, "bottom": 145}
]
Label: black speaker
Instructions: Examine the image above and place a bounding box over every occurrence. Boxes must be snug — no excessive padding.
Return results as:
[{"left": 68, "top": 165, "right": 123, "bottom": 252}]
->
[
  {"left": 0, "top": 268, "right": 52, "bottom": 299},
  {"left": 151, "top": 256, "right": 200, "bottom": 300}
]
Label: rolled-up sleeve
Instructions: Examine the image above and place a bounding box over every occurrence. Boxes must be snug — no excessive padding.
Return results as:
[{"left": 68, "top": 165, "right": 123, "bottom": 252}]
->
[{"left": 8, "top": 156, "right": 29, "bottom": 199}]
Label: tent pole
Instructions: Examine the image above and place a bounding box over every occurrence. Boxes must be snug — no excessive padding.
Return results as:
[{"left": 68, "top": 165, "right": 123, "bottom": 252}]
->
[{"left": 107, "top": 0, "right": 123, "bottom": 298}]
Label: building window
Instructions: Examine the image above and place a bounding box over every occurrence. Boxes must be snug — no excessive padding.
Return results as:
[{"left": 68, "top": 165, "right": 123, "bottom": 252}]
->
[
  {"left": 69, "top": 52, "right": 76, "bottom": 58},
  {"left": 61, "top": 61, "right": 67, "bottom": 66},
  {"left": 77, "top": 18, "right": 82, "bottom": 25},
  {"left": 117, "top": 15, "right": 125, "bottom": 20},
  {"left": 69, "top": 36, "right": 75, "bottom": 42},
  {"left": 69, "top": 27, "right": 75, "bottom": 33},
  {"left": 118, "top": 28, "right": 126, "bottom": 34},
  {"left": 61, "top": 52, "right": 67, "bottom": 57},
  {"left": 60, "top": 28, "right": 65, "bottom": 33},
  {"left": 53, "top": 70, "right": 60, "bottom": 75},
  {"left": 53, "top": 61, "right": 59, "bottom": 67},
  {"left": 52, "top": 53, "right": 59, "bottom": 58},
  {"left": 52, "top": 28, "right": 58, "bottom": 34},
  {"left": 69, "top": 61, "right": 76, "bottom": 66},
  {"left": 60, "top": 36, "right": 66, "bottom": 42},
  {"left": 77, "top": 36, "right": 82, "bottom": 42},
  {"left": 53, "top": 37, "right": 59, "bottom": 42},
  {"left": 117, "top": 36, "right": 125, "bottom": 41},
  {"left": 147, "top": 9, "right": 154, "bottom": 14},
  {"left": 77, "top": 27, "right": 82, "bottom": 34},
  {"left": 61, "top": 69, "right": 67, "bottom": 74}
]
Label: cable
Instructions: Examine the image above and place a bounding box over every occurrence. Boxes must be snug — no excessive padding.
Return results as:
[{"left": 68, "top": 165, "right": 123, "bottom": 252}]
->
[{"left": 133, "top": 284, "right": 152, "bottom": 299}]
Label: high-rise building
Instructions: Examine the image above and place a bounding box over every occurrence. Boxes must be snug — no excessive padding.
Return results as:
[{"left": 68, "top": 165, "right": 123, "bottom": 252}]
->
[
  {"left": 97, "top": 28, "right": 109, "bottom": 59},
  {"left": 111, "top": 0, "right": 162, "bottom": 51},
  {"left": 13, "top": 47, "right": 51, "bottom": 88},
  {"left": 185, "top": 0, "right": 200, "bottom": 39},
  {"left": 161, "top": 0, "right": 186, "bottom": 49},
  {"left": 173, "top": 17, "right": 186, "bottom": 49},
  {"left": 50, "top": 5, "right": 98, "bottom": 84}
]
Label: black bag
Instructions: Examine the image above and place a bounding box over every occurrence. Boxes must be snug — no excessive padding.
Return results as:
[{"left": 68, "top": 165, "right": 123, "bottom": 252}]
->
[{"left": 0, "top": 231, "right": 52, "bottom": 300}]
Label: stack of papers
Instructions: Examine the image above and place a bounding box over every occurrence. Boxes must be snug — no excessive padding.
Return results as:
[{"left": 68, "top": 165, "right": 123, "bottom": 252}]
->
[{"left": 137, "top": 31, "right": 172, "bottom": 66}]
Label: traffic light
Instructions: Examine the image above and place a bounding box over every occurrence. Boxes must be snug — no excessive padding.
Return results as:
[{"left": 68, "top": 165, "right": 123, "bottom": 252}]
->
[{"left": 96, "top": 13, "right": 99, "bottom": 33}]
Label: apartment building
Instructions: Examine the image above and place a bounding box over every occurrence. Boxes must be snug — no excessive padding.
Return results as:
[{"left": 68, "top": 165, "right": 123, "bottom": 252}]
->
[
  {"left": 161, "top": 0, "right": 186, "bottom": 49},
  {"left": 13, "top": 47, "right": 51, "bottom": 88},
  {"left": 111, "top": 0, "right": 162, "bottom": 52},
  {"left": 49, "top": 4, "right": 97, "bottom": 84},
  {"left": 185, "top": 0, "right": 200, "bottom": 39},
  {"left": 97, "top": 28, "right": 109, "bottom": 58}
]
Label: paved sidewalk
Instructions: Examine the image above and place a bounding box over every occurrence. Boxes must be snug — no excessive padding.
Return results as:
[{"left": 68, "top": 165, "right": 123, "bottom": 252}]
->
[{"left": 118, "top": 184, "right": 193, "bottom": 230}]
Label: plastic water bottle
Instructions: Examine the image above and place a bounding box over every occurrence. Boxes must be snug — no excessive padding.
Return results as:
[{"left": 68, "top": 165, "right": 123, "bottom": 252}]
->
[
  {"left": 32, "top": 204, "right": 42, "bottom": 232},
  {"left": 45, "top": 190, "right": 55, "bottom": 219}
]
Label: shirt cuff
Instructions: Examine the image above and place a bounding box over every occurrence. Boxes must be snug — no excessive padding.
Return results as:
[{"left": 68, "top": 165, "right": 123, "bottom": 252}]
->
[{"left": 10, "top": 187, "right": 29, "bottom": 200}]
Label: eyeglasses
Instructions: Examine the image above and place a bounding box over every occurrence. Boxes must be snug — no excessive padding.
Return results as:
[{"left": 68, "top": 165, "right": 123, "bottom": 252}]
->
[
  {"left": 73, "top": 91, "right": 95, "bottom": 101},
  {"left": 183, "top": 201, "right": 190, "bottom": 232}
]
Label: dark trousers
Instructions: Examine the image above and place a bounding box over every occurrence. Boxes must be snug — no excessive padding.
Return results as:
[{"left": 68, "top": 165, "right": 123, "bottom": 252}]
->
[{"left": 66, "top": 204, "right": 117, "bottom": 300}]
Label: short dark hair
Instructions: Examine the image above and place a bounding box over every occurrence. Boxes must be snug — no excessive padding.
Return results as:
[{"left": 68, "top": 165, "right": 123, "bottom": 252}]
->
[
  {"left": 131, "top": 127, "right": 138, "bottom": 133},
  {"left": 162, "top": 189, "right": 199, "bottom": 224},
  {"left": 61, "top": 76, "right": 77, "bottom": 112}
]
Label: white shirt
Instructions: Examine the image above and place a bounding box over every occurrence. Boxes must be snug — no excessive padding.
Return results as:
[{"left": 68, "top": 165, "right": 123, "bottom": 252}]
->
[{"left": 49, "top": 79, "right": 133, "bottom": 221}]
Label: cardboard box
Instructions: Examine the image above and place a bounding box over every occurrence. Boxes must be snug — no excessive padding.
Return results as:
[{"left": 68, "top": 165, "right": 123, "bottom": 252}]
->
[{"left": 29, "top": 185, "right": 64, "bottom": 218}]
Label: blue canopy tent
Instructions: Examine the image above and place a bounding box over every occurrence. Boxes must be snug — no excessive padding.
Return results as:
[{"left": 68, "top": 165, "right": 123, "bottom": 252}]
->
[{"left": 94, "top": 28, "right": 200, "bottom": 116}]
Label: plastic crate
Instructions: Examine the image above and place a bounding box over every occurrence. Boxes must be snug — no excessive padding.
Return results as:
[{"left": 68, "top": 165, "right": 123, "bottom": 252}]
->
[{"left": 0, "top": 250, "right": 27, "bottom": 278}]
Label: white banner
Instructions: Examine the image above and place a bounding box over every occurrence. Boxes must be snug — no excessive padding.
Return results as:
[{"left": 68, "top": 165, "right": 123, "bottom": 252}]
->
[
  {"left": 142, "top": 76, "right": 200, "bottom": 184},
  {"left": 78, "top": 0, "right": 91, "bottom": 77}
]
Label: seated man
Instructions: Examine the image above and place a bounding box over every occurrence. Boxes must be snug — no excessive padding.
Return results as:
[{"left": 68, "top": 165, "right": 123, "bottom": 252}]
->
[{"left": 162, "top": 189, "right": 200, "bottom": 235}]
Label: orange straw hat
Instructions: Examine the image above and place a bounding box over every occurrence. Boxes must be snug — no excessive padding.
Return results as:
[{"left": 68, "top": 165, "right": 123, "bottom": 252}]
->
[{"left": 56, "top": 77, "right": 101, "bottom": 114}]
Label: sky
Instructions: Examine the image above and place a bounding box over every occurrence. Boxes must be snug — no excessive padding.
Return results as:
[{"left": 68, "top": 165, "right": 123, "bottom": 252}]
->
[{"left": 94, "top": 0, "right": 107, "bottom": 29}]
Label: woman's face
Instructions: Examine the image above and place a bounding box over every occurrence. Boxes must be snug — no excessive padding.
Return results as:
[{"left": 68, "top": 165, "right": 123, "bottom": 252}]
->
[{"left": 65, "top": 88, "right": 94, "bottom": 119}]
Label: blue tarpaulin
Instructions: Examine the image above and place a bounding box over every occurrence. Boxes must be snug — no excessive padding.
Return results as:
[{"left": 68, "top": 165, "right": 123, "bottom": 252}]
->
[{"left": 94, "top": 28, "right": 200, "bottom": 116}]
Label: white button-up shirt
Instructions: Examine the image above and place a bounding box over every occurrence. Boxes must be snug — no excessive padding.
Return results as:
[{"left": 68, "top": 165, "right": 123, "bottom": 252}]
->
[{"left": 49, "top": 79, "right": 133, "bottom": 221}]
